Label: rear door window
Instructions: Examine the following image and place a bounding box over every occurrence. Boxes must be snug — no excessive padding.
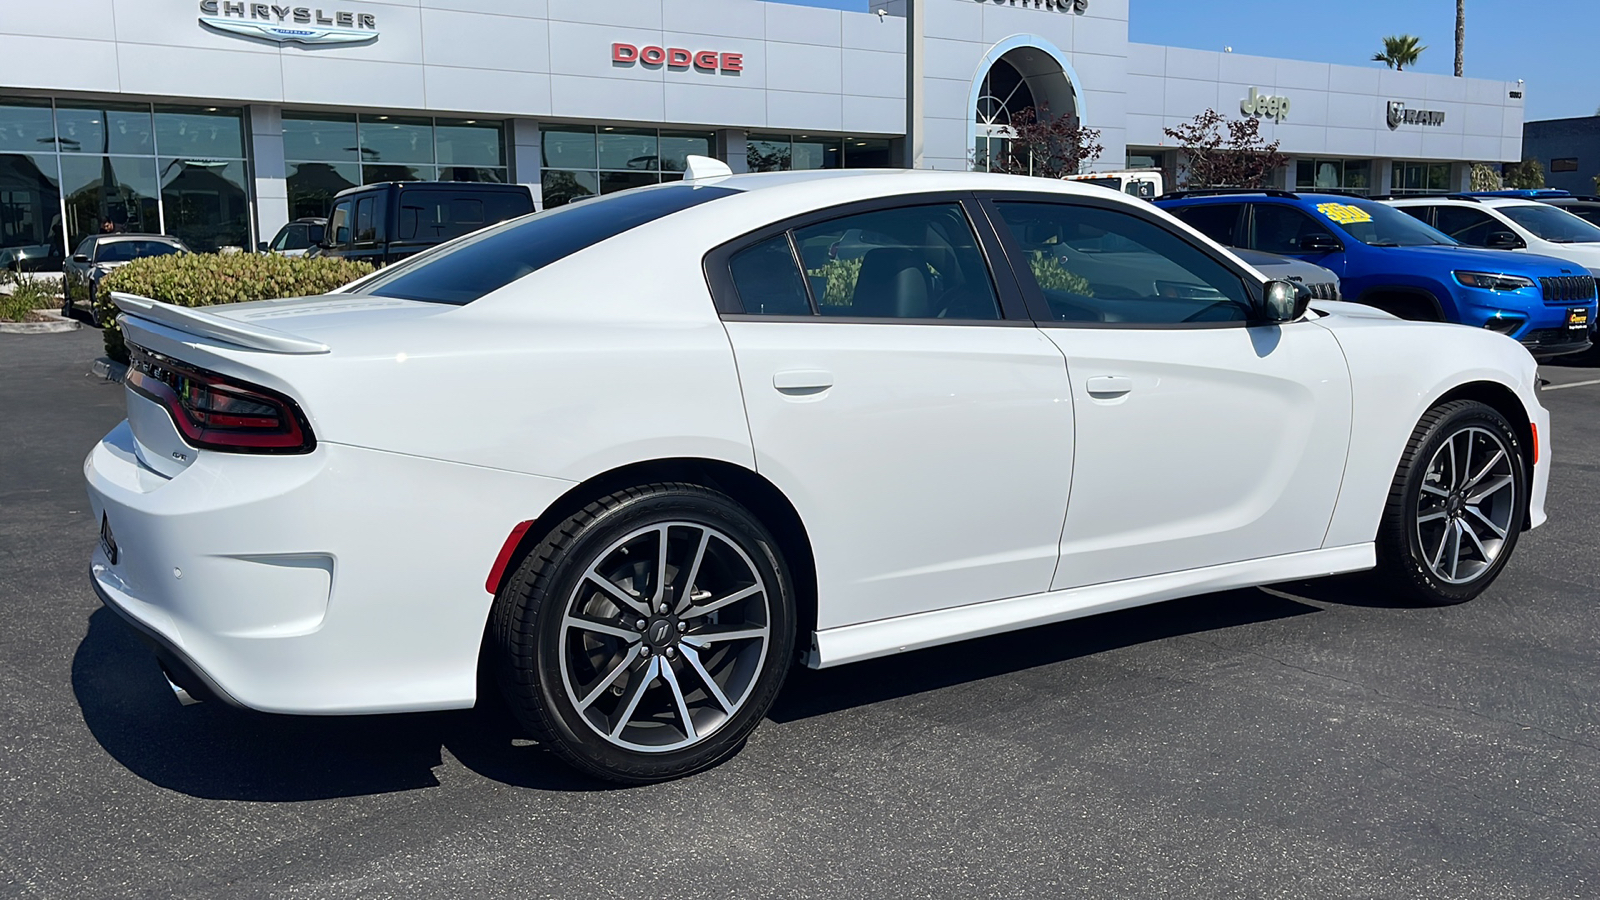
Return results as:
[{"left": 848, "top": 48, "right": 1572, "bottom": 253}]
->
[
  {"left": 788, "top": 204, "right": 1000, "bottom": 320},
  {"left": 396, "top": 190, "right": 530, "bottom": 243},
  {"left": 728, "top": 235, "right": 813, "bottom": 316},
  {"left": 1249, "top": 204, "right": 1337, "bottom": 254},
  {"left": 1171, "top": 203, "right": 1244, "bottom": 246},
  {"left": 1432, "top": 206, "right": 1500, "bottom": 245},
  {"left": 358, "top": 184, "right": 736, "bottom": 305}
]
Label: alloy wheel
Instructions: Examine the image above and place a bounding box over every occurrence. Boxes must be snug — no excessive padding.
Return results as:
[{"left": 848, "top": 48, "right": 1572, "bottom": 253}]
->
[
  {"left": 557, "top": 522, "right": 772, "bottom": 753},
  {"left": 1415, "top": 425, "right": 1517, "bottom": 585}
]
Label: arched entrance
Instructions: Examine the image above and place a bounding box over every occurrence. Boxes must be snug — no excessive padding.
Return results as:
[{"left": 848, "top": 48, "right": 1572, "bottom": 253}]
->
[{"left": 970, "top": 37, "right": 1083, "bottom": 172}]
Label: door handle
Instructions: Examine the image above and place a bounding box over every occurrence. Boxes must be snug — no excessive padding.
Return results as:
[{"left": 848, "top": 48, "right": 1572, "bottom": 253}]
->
[
  {"left": 774, "top": 369, "right": 833, "bottom": 395},
  {"left": 1085, "top": 375, "right": 1133, "bottom": 397}
]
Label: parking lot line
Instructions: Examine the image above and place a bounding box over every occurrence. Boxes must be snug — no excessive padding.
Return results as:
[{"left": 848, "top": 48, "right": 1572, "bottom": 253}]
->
[{"left": 1541, "top": 377, "right": 1600, "bottom": 392}]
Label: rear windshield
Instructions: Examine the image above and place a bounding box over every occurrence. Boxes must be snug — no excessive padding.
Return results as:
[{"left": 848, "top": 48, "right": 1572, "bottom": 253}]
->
[
  {"left": 395, "top": 188, "right": 533, "bottom": 243},
  {"left": 97, "top": 240, "right": 182, "bottom": 263},
  {"left": 357, "top": 184, "right": 738, "bottom": 305}
]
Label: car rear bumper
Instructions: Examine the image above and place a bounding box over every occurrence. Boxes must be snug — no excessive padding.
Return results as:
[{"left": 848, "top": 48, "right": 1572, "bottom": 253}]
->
[{"left": 84, "top": 418, "right": 572, "bottom": 714}]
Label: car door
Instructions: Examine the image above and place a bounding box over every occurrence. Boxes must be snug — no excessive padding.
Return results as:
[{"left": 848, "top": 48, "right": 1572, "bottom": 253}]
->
[
  {"left": 984, "top": 196, "right": 1353, "bottom": 590},
  {"left": 710, "top": 197, "right": 1075, "bottom": 630}
]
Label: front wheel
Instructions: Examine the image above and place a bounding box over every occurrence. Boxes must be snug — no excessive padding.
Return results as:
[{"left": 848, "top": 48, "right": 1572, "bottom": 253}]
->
[
  {"left": 492, "top": 483, "right": 796, "bottom": 783},
  {"left": 1373, "top": 400, "right": 1527, "bottom": 605}
]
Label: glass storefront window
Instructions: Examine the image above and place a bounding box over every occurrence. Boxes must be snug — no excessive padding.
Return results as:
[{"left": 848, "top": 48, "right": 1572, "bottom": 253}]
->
[
  {"left": 284, "top": 113, "right": 511, "bottom": 218},
  {"left": 364, "top": 163, "right": 435, "bottom": 183},
  {"left": 1294, "top": 158, "right": 1373, "bottom": 196},
  {"left": 542, "top": 129, "right": 597, "bottom": 170},
  {"left": 359, "top": 115, "right": 434, "bottom": 165},
  {"left": 160, "top": 158, "right": 249, "bottom": 252},
  {"left": 284, "top": 114, "right": 359, "bottom": 162},
  {"left": 598, "top": 128, "right": 658, "bottom": 171},
  {"left": 0, "top": 101, "right": 56, "bottom": 153},
  {"left": 542, "top": 170, "right": 598, "bottom": 207},
  {"left": 541, "top": 125, "right": 715, "bottom": 208},
  {"left": 287, "top": 161, "right": 359, "bottom": 220},
  {"left": 658, "top": 131, "right": 713, "bottom": 173},
  {"left": 59, "top": 154, "right": 160, "bottom": 247},
  {"left": 747, "top": 134, "right": 792, "bottom": 173},
  {"left": 434, "top": 119, "right": 504, "bottom": 167},
  {"left": 0, "top": 152, "right": 63, "bottom": 266},
  {"left": 56, "top": 103, "right": 155, "bottom": 156},
  {"left": 846, "top": 139, "right": 892, "bottom": 168},
  {"left": 791, "top": 136, "right": 842, "bottom": 170},
  {"left": 1391, "top": 161, "right": 1455, "bottom": 195},
  {"left": 154, "top": 106, "right": 244, "bottom": 159}
]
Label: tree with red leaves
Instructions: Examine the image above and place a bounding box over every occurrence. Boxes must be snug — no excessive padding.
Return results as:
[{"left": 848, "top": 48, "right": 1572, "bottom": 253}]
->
[{"left": 1163, "top": 108, "right": 1288, "bottom": 190}]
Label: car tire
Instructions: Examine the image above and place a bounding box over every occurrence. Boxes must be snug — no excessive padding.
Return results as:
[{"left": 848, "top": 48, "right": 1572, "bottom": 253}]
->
[
  {"left": 491, "top": 482, "right": 796, "bottom": 784},
  {"left": 1372, "top": 400, "right": 1527, "bottom": 605}
]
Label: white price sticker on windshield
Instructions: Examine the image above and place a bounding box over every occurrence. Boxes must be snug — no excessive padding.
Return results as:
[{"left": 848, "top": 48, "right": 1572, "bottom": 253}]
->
[{"left": 1316, "top": 202, "right": 1373, "bottom": 225}]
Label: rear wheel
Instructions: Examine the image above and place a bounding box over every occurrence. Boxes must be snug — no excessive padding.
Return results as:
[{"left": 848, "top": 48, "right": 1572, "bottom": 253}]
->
[
  {"left": 492, "top": 483, "right": 795, "bottom": 783},
  {"left": 1373, "top": 400, "right": 1526, "bottom": 605}
]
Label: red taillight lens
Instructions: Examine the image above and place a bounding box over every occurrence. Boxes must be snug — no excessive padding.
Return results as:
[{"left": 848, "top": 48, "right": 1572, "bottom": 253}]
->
[{"left": 124, "top": 341, "right": 315, "bottom": 453}]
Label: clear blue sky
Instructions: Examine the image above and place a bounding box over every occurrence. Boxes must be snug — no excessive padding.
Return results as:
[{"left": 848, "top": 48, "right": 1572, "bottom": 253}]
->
[{"left": 769, "top": 0, "right": 1596, "bottom": 121}]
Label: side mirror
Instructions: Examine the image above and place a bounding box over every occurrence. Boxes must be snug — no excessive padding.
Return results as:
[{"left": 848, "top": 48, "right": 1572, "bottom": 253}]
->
[
  {"left": 1486, "top": 230, "right": 1523, "bottom": 249},
  {"left": 1260, "top": 279, "right": 1310, "bottom": 323},
  {"left": 257, "top": 241, "right": 269, "bottom": 253},
  {"left": 1299, "top": 233, "right": 1342, "bottom": 253},
  {"left": 72, "top": 253, "right": 89, "bottom": 263}
]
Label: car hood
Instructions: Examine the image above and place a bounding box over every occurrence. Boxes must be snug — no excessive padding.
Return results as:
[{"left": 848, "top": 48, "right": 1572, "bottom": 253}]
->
[
  {"left": 1524, "top": 241, "right": 1600, "bottom": 273},
  {"left": 1373, "top": 243, "right": 1586, "bottom": 276}
]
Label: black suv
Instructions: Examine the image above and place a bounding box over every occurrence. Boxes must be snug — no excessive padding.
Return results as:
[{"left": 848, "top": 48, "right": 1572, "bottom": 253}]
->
[{"left": 321, "top": 182, "right": 535, "bottom": 266}]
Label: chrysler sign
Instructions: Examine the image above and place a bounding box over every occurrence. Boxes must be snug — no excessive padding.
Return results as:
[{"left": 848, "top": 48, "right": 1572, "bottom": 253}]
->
[{"left": 199, "top": 1, "right": 378, "bottom": 45}]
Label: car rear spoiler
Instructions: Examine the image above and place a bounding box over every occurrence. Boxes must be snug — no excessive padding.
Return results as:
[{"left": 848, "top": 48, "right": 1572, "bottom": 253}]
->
[{"left": 111, "top": 292, "right": 330, "bottom": 355}]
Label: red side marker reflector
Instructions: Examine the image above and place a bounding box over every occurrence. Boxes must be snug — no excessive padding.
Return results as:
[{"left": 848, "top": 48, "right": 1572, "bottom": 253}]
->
[
  {"left": 486, "top": 520, "right": 534, "bottom": 595},
  {"left": 1530, "top": 423, "right": 1539, "bottom": 465}
]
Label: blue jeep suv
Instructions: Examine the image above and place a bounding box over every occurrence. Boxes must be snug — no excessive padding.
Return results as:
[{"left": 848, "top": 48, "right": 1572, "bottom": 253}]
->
[{"left": 1157, "top": 190, "right": 1597, "bottom": 358}]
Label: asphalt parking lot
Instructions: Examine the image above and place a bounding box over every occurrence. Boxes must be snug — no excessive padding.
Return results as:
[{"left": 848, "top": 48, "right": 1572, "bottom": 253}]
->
[{"left": 3, "top": 327, "right": 1598, "bottom": 899}]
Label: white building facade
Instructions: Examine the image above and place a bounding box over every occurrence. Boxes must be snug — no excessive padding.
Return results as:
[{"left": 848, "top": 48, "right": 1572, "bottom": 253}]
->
[{"left": 0, "top": 0, "right": 1525, "bottom": 258}]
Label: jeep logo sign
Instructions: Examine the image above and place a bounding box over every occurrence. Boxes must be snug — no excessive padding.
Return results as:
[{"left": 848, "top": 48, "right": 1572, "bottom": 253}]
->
[
  {"left": 1240, "top": 87, "right": 1290, "bottom": 123},
  {"left": 612, "top": 43, "right": 743, "bottom": 74},
  {"left": 1387, "top": 101, "right": 1447, "bottom": 128},
  {"left": 199, "top": 1, "right": 378, "bottom": 45}
]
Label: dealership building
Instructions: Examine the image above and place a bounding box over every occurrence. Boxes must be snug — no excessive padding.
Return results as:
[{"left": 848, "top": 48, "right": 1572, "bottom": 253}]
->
[{"left": 0, "top": 0, "right": 1528, "bottom": 258}]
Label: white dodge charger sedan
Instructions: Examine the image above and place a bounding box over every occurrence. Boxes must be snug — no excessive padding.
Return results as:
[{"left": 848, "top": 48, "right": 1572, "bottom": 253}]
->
[{"left": 85, "top": 163, "right": 1549, "bottom": 783}]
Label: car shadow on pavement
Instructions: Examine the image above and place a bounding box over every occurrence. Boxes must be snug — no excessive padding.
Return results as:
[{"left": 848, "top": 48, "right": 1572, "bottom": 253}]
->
[
  {"left": 769, "top": 586, "right": 1320, "bottom": 724},
  {"left": 72, "top": 608, "right": 610, "bottom": 801}
]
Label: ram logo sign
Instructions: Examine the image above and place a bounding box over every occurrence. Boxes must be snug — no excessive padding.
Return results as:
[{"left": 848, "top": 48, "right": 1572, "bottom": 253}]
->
[
  {"left": 198, "top": 1, "right": 378, "bottom": 45},
  {"left": 1387, "top": 101, "right": 1447, "bottom": 129}
]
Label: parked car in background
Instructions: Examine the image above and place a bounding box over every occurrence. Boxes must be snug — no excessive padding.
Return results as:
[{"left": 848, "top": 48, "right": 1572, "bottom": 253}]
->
[
  {"left": 1158, "top": 190, "right": 1596, "bottom": 358},
  {"left": 1537, "top": 196, "right": 1600, "bottom": 227},
  {"left": 1065, "top": 169, "right": 1165, "bottom": 200},
  {"left": 319, "top": 182, "right": 535, "bottom": 266},
  {"left": 1, "top": 242, "right": 63, "bottom": 274},
  {"left": 1385, "top": 195, "right": 1600, "bottom": 280},
  {"left": 62, "top": 234, "right": 188, "bottom": 318},
  {"left": 1230, "top": 248, "right": 1340, "bottom": 300},
  {"left": 260, "top": 217, "right": 326, "bottom": 258}
]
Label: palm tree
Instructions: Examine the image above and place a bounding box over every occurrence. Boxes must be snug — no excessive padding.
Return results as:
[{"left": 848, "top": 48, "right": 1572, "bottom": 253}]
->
[
  {"left": 1454, "top": 0, "right": 1465, "bottom": 76},
  {"left": 1372, "top": 35, "right": 1426, "bottom": 71}
]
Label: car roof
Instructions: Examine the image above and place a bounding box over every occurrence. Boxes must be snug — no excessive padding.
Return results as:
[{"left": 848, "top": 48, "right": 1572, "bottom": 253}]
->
[
  {"left": 94, "top": 233, "right": 184, "bottom": 243},
  {"left": 1156, "top": 190, "right": 1363, "bottom": 205}
]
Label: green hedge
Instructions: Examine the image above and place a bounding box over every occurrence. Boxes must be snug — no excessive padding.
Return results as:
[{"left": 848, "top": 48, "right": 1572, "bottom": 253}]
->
[{"left": 96, "top": 253, "right": 373, "bottom": 362}]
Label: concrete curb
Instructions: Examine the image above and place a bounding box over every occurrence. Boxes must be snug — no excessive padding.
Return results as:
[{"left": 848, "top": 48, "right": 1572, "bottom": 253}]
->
[
  {"left": 91, "top": 357, "right": 127, "bottom": 383},
  {"left": 0, "top": 310, "right": 80, "bottom": 334}
]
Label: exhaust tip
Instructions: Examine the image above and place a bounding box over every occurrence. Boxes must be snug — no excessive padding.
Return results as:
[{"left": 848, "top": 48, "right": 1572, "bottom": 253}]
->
[{"left": 160, "top": 665, "right": 202, "bottom": 706}]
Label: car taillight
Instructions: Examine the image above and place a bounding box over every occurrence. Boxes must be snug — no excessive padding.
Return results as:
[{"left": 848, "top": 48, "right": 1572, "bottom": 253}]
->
[{"left": 124, "top": 340, "right": 315, "bottom": 454}]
